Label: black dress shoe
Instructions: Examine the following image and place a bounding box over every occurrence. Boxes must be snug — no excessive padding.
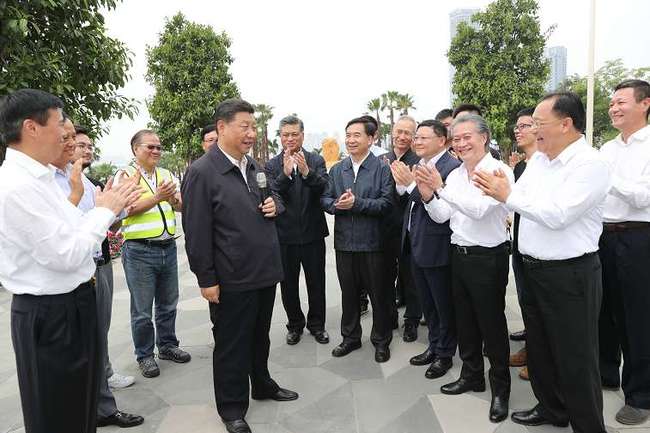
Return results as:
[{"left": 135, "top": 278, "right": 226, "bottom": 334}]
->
[
  {"left": 402, "top": 322, "right": 417, "bottom": 342},
  {"left": 311, "top": 330, "right": 329, "bottom": 344},
  {"left": 425, "top": 357, "right": 452, "bottom": 379},
  {"left": 489, "top": 394, "right": 509, "bottom": 423},
  {"left": 97, "top": 410, "right": 145, "bottom": 428},
  {"left": 252, "top": 387, "right": 298, "bottom": 401},
  {"left": 511, "top": 407, "right": 569, "bottom": 427},
  {"left": 509, "top": 329, "right": 526, "bottom": 341},
  {"left": 331, "top": 340, "right": 361, "bottom": 357},
  {"left": 410, "top": 348, "right": 436, "bottom": 366},
  {"left": 223, "top": 419, "right": 252, "bottom": 433},
  {"left": 286, "top": 330, "right": 302, "bottom": 345},
  {"left": 375, "top": 346, "right": 390, "bottom": 363},
  {"left": 441, "top": 377, "right": 486, "bottom": 395}
]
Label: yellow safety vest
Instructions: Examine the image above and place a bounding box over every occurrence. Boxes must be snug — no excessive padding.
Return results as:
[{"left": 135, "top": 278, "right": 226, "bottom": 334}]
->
[{"left": 121, "top": 166, "right": 177, "bottom": 240}]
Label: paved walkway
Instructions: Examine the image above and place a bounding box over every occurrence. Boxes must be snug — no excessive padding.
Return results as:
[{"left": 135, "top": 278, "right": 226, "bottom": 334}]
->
[{"left": 1, "top": 217, "right": 647, "bottom": 433}]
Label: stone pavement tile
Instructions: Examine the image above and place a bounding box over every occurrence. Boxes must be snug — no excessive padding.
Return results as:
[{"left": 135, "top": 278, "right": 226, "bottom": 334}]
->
[
  {"left": 0, "top": 394, "right": 22, "bottom": 433},
  {"left": 319, "top": 342, "right": 384, "bottom": 381},
  {"left": 494, "top": 420, "right": 528, "bottom": 432},
  {"left": 0, "top": 371, "right": 17, "bottom": 400},
  {"left": 279, "top": 384, "right": 357, "bottom": 433},
  {"left": 523, "top": 425, "right": 572, "bottom": 433},
  {"left": 378, "top": 340, "right": 427, "bottom": 379},
  {"left": 176, "top": 295, "right": 210, "bottom": 312},
  {"left": 602, "top": 389, "right": 650, "bottom": 431},
  {"left": 112, "top": 386, "right": 171, "bottom": 419},
  {"left": 428, "top": 394, "right": 500, "bottom": 433},
  {"left": 271, "top": 366, "right": 348, "bottom": 418},
  {"left": 508, "top": 369, "right": 538, "bottom": 411},
  {"left": 270, "top": 337, "right": 318, "bottom": 369},
  {"left": 174, "top": 323, "right": 213, "bottom": 348},
  {"left": 376, "top": 396, "right": 444, "bottom": 433},
  {"left": 248, "top": 423, "right": 295, "bottom": 433},
  {"left": 154, "top": 404, "right": 225, "bottom": 433}
]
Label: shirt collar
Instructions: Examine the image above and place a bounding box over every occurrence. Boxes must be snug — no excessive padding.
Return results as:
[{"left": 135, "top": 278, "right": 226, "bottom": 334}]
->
[
  {"left": 350, "top": 151, "right": 370, "bottom": 167},
  {"left": 554, "top": 136, "right": 587, "bottom": 166},
  {"left": 4, "top": 148, "right": 55, "bottom": 180},
  {"left": 421, "top": 148, "right": 446, "bottom": 168},
  {"left": 615, "top": 124, "right": 650, "bottom": 146},
  {"left": 218, "top": 144, "right": 248, "bottom": 170}
]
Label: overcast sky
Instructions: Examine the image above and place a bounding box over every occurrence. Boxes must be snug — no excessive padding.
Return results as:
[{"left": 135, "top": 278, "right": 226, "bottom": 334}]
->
[{"left": 97, "top": 0, "right": 650, "bottom": 165}]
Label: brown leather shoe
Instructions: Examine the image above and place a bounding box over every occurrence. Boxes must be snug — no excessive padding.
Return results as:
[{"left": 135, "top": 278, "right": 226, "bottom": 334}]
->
[
  {"left": 519, "top": 366, "right": 529, "bottom": 381},
  {"left": 509, "top": 347, "right": 527, "bottom": 367}
]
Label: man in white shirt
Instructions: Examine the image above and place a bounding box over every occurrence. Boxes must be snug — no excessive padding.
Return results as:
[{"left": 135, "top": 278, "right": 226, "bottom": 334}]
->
[
  {"left": 0, "top": 89, "right": 139, "bottom": 433},
  {"left": 475, "top": 92, "right": 610, "bottom": 433},
  {"left": 417, "top": 114, "right": 513, "bottom": 423},
  {"left": 598, "top": 79, "right": 650, "bottom": 425}
]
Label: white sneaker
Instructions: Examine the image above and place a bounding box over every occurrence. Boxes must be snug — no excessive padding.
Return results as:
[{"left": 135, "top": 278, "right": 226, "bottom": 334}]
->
[{"left": 107, "top": 372, "right": 135, "bottom": 389}]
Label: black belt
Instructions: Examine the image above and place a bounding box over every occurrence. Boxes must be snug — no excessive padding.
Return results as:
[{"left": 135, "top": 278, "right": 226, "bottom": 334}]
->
[
  {"left": 603, "top": 222, "right": 650, "bottom": 232},
  {"left": 521, "top": 251, "right": 597, "bottom": 269},
  {"left": 128, "top": 237, "right": 176, "bottom": 246},
  {"left": 452, "top": 242, "right": 508, "bottom": 256}
]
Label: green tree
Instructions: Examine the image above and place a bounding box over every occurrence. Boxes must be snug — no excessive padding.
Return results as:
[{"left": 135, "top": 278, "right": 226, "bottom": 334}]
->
[
  {"left": 367, "top": 97, "right": 382, "bottom": 130},
  {"left": 159, "top": 151, "right": 188, "bottom": 181},
  {"left": 86, "top": 162, "right": 117, "bottom": 184},
  {"left": 560, "top": 59, "right": 650, "bottom": 147},
  {"left": 448, "top": 0, "right": 551, "bottom": 152},
  {"left": 0, "top": 0, "right": 137, "bottom": 161},
  {"left": 146, "top": 13, "right": 239, "bottom": 164},
  {"left": 396, "top": 93, "right": 416, "bottom": 115},
  {"left": 381, "top": 91, "right": 400, "bottom": 145},
  {"left": 253, "top": 104, "right": 273, "bottom": 164}
]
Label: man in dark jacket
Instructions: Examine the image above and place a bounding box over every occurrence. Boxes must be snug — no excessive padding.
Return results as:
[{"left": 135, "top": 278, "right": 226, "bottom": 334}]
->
[
  {"left": 321, "top": 116, "right": 394, "bottom": 363},
  {"left": 182, "top": 99, "right": 298, "bottom": 433},
  {"left": 265, "top": 115, "right": 329, "bottom": 346},
  {"left": 391, "top": 120, "right": 460, "bottom": 379}
]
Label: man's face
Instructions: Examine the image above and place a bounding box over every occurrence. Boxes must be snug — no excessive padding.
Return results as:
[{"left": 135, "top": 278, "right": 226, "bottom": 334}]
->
[
  {"left": 217, "top": 112, "right": 257, "bottom": 157},
  {"left": 280, "top": 123, "right": 304, "bottom": 154},
  {"left": 532, "top": 98, "right": 569, "bottom": 157},
  {"left": 133, "top": 133, "right": 162, "bottom": 167},
  {"left": 345, "top": 123, "right": 372, "bottom": 158},
  {"left": 35, "top": 108, "right": 66, "bottom": 164},
  {"left": 202, "top": 130, "right": 218, "bottom": 152},
  {"left": 451, "top": 121, "right": 487, "bottom": 165},
  {"left": 514, "top": 115, "right": 535, "bottom": 150},
  {"left": 73, "top": 133, "right": 94, "bottom": 168},
  {"left": 392, "top": 119, "right": 415, "bottom": 153},
  {"left": 52, "top": 118, "right": 76, "bottom": 166},
  {"left": 414, "top": 126, "right": 446, "bottom": 159},
  {"left": 440, "top": 116, "right": 453, "bottom": 130},
  {"left": 609, "top": 87, "right": 650, "bottom": 131}
]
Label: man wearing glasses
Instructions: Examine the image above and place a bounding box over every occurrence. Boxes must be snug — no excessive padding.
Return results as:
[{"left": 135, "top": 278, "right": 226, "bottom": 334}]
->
[
  {"left": 116, "top": 129, "right": 190, "bottom": 379},
  {"left": 201, "top": 124, "right": 218, "bottom": 153}
]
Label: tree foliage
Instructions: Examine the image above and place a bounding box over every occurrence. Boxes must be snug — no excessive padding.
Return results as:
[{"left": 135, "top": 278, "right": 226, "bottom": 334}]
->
[
  {"left": 560, "top": 59, "right": 650, "bottom": 147},
  {"left": 0, "top": 0, "right": 137, "bottom": 141},
  {"left": 86, "top": 162, "right": 117, "bottom": 185},
  {"left": 146, "top": 13, "right": 239, "bottom": 163},
  {"left": 448, "top": 0, "right": 551, "bottom": 152},
  {"left": 253, "top": 103, "right": 273, "bottom": 164}
]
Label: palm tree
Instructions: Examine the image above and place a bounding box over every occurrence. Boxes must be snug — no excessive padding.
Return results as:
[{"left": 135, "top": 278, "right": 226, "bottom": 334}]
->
[
  {"left": 381, "top": 91, "right": 400, "bottom": 145},
  {"left": 253, "top": 103, "right": 273, "bottom": 164},
  {"left": 396, "top": 93, "right": 416, "bottom": 115},
  {"left": 367, "top": 97, "right": 383, "bottom": 146}
]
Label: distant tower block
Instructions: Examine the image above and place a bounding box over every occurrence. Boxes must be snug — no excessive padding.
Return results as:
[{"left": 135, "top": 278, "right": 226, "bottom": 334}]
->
[{"left": 321, "top": 137, "right": 341, "bottom": 169}]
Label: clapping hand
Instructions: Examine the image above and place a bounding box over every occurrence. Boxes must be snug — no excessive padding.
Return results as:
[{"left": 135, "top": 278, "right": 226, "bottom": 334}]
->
[
  {"left": 335, "top": 188, "right": 355, "bottom": 210},
  {"left": 473, "top": 169, "right": 511, "bottom": 203}
]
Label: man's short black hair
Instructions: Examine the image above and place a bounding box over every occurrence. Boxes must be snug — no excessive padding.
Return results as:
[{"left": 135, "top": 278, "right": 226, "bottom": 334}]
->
[
  {"left": 74, "top": 125, "right": 91, "bottom": 136},
  {"left": 435, "top": 109, "right": 453, "bottom": 121},
  {"left": 614, "top": 79, "right": 650, "bottom": 119},
  {"left": 452, "top": 103, "right": 482, "bottom": 118},
  {"left": 214, "top": 99, "right": 254, "bottom": 124},
  {"left": 541, "top": 92, "right": 586, "bottom": 133},
  {"left": 346, "top": 115, "right": 378, "bottom": 137},
  {"left": 201, "top": 124, "right": 216, "bottom": 140},
  {"left": 516, "top": 107, "right": 535, "bottom": 118},
  {"left": 0, "top": 89, "right": 64, "bottom": 145},
  {"left": 417, "top": 119, "right": 448, "bottom": 139}
]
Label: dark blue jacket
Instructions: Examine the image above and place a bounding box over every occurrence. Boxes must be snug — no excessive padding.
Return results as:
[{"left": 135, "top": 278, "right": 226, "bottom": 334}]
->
[
  {"left": 402, "top": 151, "right": 461, "bottom": 268},
  {"left": 321, "top": 152, "right": 394, "bottom": 252},
  {"left": 265, "top": 149, "right": 329, "bottom": 245},
  {"left": 384, "top": 148, "right": 420, "bottom": 238}
]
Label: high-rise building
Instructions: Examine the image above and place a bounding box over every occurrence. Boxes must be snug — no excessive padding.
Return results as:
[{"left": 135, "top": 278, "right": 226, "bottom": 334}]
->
[
  {"left": 449, "top": 8, "right": 480, "bottom": 103},
  {"left": 544, "top": 46, "right": 567, "bottom": 92}
]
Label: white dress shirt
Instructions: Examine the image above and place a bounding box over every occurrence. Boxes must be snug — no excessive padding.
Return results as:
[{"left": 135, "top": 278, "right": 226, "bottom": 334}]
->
[
  {"left": 0, "top": 148, "right": 115, "bottom": 295},
  {"left": 506, "top": 137, "right": 610, "bottom": 260},
  {"left": 351, "top": 152, "right": 371, "bottom": 181},
  {"left": 219, "top": 145, "right": 249, "bottom": 187},
  {"left": 424, "top": 153, "right": 513, "bottom": 247},
  {"left": 600, "top": 125, "right": 650, "bottom": 222}
]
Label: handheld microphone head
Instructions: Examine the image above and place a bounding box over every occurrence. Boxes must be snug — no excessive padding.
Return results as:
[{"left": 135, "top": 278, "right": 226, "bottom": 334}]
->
[{"left": 256, "top": 172, "right": 267, "bottom": 189}]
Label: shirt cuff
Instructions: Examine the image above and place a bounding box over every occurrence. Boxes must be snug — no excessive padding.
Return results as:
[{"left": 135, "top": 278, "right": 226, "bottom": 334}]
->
[
  {"left": 406, "top": 181, "right": 416, "bottom": 194},
  {"left": 85, "top": 207, "right": 117, "bottom": 239}
]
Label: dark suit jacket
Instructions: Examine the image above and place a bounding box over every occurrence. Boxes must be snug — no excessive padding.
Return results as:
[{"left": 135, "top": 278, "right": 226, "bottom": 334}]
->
[
  {"left": 181, "top": 146, "right": 284, "bottom": 292},
  {"left": 402, "top": 151, "right": 461, "bottom": 268},
  {"left": 321, "top": 152, "right": 394, "bottom": 252},
  {"left": 265, "top": 149, "right": 329, "bottom": 245},
  {"left": 87, "top": 176, "right": 111, "bottom": 263},
  {"left": 384, "top": 149, "right": 420, "bottom": 238}
]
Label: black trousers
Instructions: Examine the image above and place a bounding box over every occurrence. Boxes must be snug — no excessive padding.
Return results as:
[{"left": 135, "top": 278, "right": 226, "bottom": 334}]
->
[
  {"left": 388, "top": 234, "right": 421, "bottom": 325},
  {"left": 11, "top": 282, "right": 100, "bottom": 433},
  {"left": 411, "top": 259, "right": 456, "bottom": 358},
  {"left": 336, "top": 251, "right": 392, "bottom": 347},
  {"left": 209, "top": 286, "right": 280, "bottom": 421},
  {"left": 279, "top": 240, "right": 326, "bottom": 333},
  {"left": 451, "top": 245, "right": 510, "bottom": 396},
  {"left": 522, "top": 253, "right": 606, "bottom": 433},
  {"left": 599, "top": 228, "right": 650, "bottom": 409}
]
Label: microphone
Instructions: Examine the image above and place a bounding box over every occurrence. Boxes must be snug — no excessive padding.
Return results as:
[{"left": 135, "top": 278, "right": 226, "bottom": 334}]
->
[{"left": 256, "top": 172, "right": 271, "bottom": 203}]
